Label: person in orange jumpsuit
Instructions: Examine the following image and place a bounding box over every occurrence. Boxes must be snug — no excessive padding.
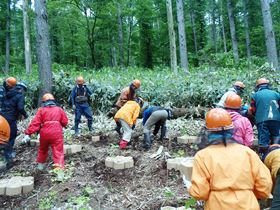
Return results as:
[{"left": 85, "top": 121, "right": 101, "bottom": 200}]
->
[
  {"left": 189, "top": 108, "right": 272, "bottom": 210},
  {"left": 24, "top": 93, "right": 68, "bottom": 170}
]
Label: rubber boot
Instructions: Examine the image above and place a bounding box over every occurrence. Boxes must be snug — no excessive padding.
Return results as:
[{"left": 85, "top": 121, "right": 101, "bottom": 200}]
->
[
  {"left": 119, "top": 140, "right": 128, "bottom": 149},
  {"left": 160, "top": 126, "right": 167, "bottom": 141},
  {"left": 142, "top": 132, "right": 151, "bottom": 150},
  {"left": 74, "top": 122, "right": 79, "bottom": 135},
  {"left": 5, "top": 158, "right": 14, "bottom": 170},
  {"left": 88, "top": 120, "right": 93, "bottom": 132},
  {"left": 37, "top": 163, "right": 46, "bottom": 171}
]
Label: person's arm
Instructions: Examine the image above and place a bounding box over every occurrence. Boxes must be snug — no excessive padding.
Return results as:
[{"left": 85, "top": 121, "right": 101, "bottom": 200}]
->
[
  {"left": 189, "top": 155, "right": 210, "bottom": 201},
  {"left": 85, "top": 85, "right": 92, "bottom": 96},
  {"left": 132, "top": 104, "right": 140, "bottom": 126},
  {"left": 60, "top": 108, "right": 68, "bottom": 128},
  {"left": 71, "top": 87, "right": 76, "bottom": 106},
  {"left": 244, "top": 118, "right": 254, "bottom": 147},
  {"left": 25, "top": 109, "right": 42, "bottom": 135},
  {"left": 142, "top": 108, "right": 152, "bottom": 126}
]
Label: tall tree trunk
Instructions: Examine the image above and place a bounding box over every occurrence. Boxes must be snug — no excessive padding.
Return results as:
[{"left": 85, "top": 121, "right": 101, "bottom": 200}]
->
[
  {"left": 126, "top": 16, "right": 133, "bottom": 66},
  {"left": 219, "top": 0, "right": 227, "bottom": 53},
  {"left": 35, "top": 0, "right": 52, "bottom": 97},
  {"left": 5, "top": 0, "right": 11, "bottom": 73},
  {"left": 260, "top": 0, "right": 279, "bottom": 70},
  {"left": 211, "top": 0, "right": 217, "bottom": 53},
  {"left": 189, "top": 2, "right": 198, "bottom": 54},
  {"left": 23, "top": 0, "right": 32, "bottom": 74},
  {"left": 176, "top": 0, "right": 189, "bottom": 73},
  {"left": 166, "top": 0, "right": 177, "bottom": 74},
  {"left": 227, "top": 0, "right": 239, "bottom": 63},
  {"left": 243, "top": 0, "right": 251, "bottom": 59},
  {"left": 117, "top": 3, "right": 124, "bottom": 67}
]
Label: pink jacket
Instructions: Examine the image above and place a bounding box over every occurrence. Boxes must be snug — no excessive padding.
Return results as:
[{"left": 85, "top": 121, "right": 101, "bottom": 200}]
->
[{"left": 227, "top": 110, "right": 253, "bottom": 146}]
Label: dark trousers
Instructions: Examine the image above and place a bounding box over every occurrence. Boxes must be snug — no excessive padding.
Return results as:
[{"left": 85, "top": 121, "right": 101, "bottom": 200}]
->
[
  {"left": 257, "top": 120, "right": 280, "bottom": 146},
  {"left": 271, "top": 169, "right": 280, "bottom": 210},
  {"left": 3, "top": 120, "right": 17, "bottom": 162},
  {"left": 74, "top": 103, "right": 93, "bottom": 132}
]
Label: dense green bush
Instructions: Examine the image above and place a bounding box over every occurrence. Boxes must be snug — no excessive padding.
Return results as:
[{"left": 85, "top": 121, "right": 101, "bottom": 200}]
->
[{"left": 1, "top": 62, "right": 279, "bottom": 112}]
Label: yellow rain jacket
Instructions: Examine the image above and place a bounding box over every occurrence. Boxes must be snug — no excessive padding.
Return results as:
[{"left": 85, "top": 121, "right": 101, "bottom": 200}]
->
[
  {"left": 115, "top": 87, "right": 133, "bottom": 108},
  {"left": 114, "top": 101, "right": 140, "bottom": 127},
  {"left": 264, "top": 147, "right": 280, "bottom": 184},
  {"left": 189, "top": 143, "right": 272, "bottom": 210}
]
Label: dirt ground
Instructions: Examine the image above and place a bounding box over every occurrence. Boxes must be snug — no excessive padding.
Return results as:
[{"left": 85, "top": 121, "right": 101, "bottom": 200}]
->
[{"left": 0, "top": 115, "right": 205, "bottom": 210}]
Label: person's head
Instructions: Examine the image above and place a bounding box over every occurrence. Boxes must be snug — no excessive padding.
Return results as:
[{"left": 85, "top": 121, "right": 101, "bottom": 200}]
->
[
  {"left": 255, "top": 78, "right": 269, "bottom": 91},
  {"left": 134, "top": 97, "right": 144, "bottom": 108},
  {"left": 41, "top": 93, "right": 56, "bottom": 106},
  {"left": 130, "top": 79, "right": 141, "bottom": 90},
  {"left": 76, "top": 76, "right": 85, "bottom": 87},
  {"left": 4, "top": 77, "right": 17, "bottom": 90},
  {"left": 205, "top": 108, "right": 234, "bottom": 146},
  {"left": 224, "top": 94, "right": 242, "bottom": 110},
  {"left": 233, "top": 81, "right": 245, "bottom": 95},
  {"left": 17, "top": 82, "right": 27, "bottom": 92},
  {"left": 0, "top": 115, "right": 10, "bottom": 145}
]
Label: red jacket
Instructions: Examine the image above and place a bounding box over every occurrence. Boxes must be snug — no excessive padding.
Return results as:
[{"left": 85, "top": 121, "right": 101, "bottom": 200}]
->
[{"left": 25, "top": 106, "right": 68, "bottom": 140}]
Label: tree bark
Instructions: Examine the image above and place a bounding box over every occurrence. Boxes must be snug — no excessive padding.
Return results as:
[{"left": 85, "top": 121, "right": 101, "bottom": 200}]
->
[
  {"left": 189, "top": 1, "right": 198, "bottom": 54},
  {"left": 219, "top": 0, "right": 227, "bottom": 53},
  {"left": 35, "top": 0, "right": 52, "bottom": 97},
  {"left": 5, "top": 0, "right": 11, "bottom": 73},
  {"left": 176, "top": 0, "right": 189, "bottom": 73},
  {"left": 211, "top": 0, "right": 217, "bottom": 53},
  {"left": 22, "top": 0, "right": 32, "bottom": 74},
  {"left": 260, "top": 0, "right": 279, "bottom": 70},
  {"left": 117, "top": 3, "right": 124, "bottom": 67},
  {"left": 166, "top": 0, "right": 177, "bottom": 74},
  {"left": 243, "top": 0, "right": 251, "bottom": 59},
  {"left": 227, "top": 0, "right": 239, "bottom": 63}
]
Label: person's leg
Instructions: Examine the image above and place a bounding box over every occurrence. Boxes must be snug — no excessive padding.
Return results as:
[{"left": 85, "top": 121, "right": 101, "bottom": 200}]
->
[
  {"left": 119, "top": 119, "right": 132, "bottom": 149},
  {"left": 257, "top": 122, "right": 270, "bottom": 146},
  {"left": 74, "top": 104, "right": 82, "bottom": 135},
  {"left": 271, "top": 169, "right": 280, "bottom": 210},
  {"left": 50, "top": 138, "right": 64, "bottom": 168},
  {"left": 268, "top": 121, "right": 280, "bottom": 144},
  {"left": 152, "top": 110, "right": 168, "bottom": 141},
  {"left": 37, "top": 138, "right": 49, "bottom": 166},
  {"left": 82, "top": 104, "right": 93, "bottom": 131},
  {"left": 3, "top": 121, "right": 17, "bottom": 169}
]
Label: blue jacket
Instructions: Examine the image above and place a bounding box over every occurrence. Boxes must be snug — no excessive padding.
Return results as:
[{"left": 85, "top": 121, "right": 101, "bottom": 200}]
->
[
  {"left": 0, "top": 86, "right": 27, "bottom": 122},
  {"left": 142, "top": 106, "right": 166, "bottom": 125},
  {"left": 71, "top": 85, "right": 92, "bottom": 105},
  {"left": 251, "top": 86, "right": 280, "bottom": 124}
]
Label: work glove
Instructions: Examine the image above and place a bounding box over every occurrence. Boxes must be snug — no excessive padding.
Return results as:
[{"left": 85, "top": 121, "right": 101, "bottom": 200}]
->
[
  {"left": 132, "top": 125, "right": 136, "bottom": 130},
  {"left": 22, "top": 135, "right": 31, "bottom": 144}
]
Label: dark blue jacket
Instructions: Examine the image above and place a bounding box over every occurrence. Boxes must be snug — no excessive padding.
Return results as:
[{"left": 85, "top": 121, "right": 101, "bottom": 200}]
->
[
  {"left": 71, "top": 85, "right": 92, "bottom": 105},
  {"left": 0, "top": 86, "right": 27, "bottom": 122},
  {"left": 142, "top": 106, "right": 166, "bottom": 125},
  {"left": 251, "top": 86, "right": 280, "bottom": 124}
]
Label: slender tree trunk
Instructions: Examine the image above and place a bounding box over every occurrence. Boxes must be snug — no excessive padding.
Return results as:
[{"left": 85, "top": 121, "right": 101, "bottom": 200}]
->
[
  {"left": 260, "top": 0, "right": 279, "bottom": 70},
  {"left": 112, "top": 36, "right": 117, "bottom": 67},
  {"left": 5, "top": 0, "right": 11, "bottom": 73},
  {"left": 219, "top": 0, "right": 227, "bottom": 53},
  {"left": 35, "top": 0, "right": 52, "bottom": 97},
  {"left": 166, "top": 0, "right": 177, "bottom": 74},
  {"left": 227, "top": 0, "right": 239, "bottom": 63},
  {"left": 23, "top": 0, "right": 32, "bottom": 74},
  {"left": 211, "top": 0, "right": 217, "bottom": 53},
  {"left": 243, "top": 0, "right": 251, "bottom": 59},
  {"left": 189, "top": 4, "right": 198, "bottom": 54},
  {"left": 117, "top": 3, "right": 124, "bottom": 67},
  {"left": 126, "top": 16, "right": 133, "bottom": 66},
  {"left": 176, "top": 0, "right": 189, "bottom": 73}
]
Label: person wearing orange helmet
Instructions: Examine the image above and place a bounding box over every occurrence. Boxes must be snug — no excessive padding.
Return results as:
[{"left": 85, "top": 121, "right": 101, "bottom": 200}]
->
[
  {"left": 0, "top": 77, "right": 28, "bottom": 169},
  {"left": 250, "top": 78, "right": 280, "bottom": 157},
  {"left": 224, "top": 94, "right": 253, "bottom": 146},
  {"left": 217, "top": 81, "right": 245, "bottom": 107},
  {"left": 0, "top": 115, "right": 10, "bottom": 171},
  {"left": 188, "top": 108, "right": 272, "bottom": 210},
  {"left": 24, "top": 93, "right": 68, "bottom": 170},
  {"left": 115, "top": 79, "right": 141, "bottom": 109},
  {"left": 114, "top": 97, "right": 144, "bottom": 149},
  {"left": 70, "top": 76, "right": 93, "bottom": 135}
]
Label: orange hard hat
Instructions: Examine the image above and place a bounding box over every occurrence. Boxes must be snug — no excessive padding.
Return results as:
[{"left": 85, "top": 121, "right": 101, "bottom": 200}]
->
[
  {"left": 132, "top": 79, "right": 141, "bottom": 89},
  {"left": 0, "top": 115, "right": 10, "bottom": 145},
  {"left": 224, "top": 94, "right": 242, "bottom": 109},
  {"left": 256, "top": 78, "right": 269, "bottom": 87},
  {"left": 234, "top": 81, "right": 245, "bottom": 89},
  {"left": 42, "top": 93, "right": 55, "bottom": 102},
  {"left": 76, "top": 76, "right": 85, "bottom": 85},
  {"left": 205, "top": 108, "right": 234, "bottom": 131},
  {"left": 6, "top": 77, "right": 17, "bottom": 87}
]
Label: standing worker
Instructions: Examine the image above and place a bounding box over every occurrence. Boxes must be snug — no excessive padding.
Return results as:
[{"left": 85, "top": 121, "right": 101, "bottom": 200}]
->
[
  {"left": 114, "top": 98, "right": 143, "bottom": 149},
  {"left": 71, "top": 76, "right": 93, "bottom": 135},
  {"left": 142, "top": 106, "right": 172, "bottom": 149},
  {"left": 0, "top": 77, "right": 28, "bottom": 169},
  {"left": 24, "top": 93, "right": 68, "bottom": 170},
  {"left": 188, "top": 108, "right": 272, "bottom": 210},
  {"left": 250, "top": 78, "right": 280, "bottom": 157},
  {"left": 0, "top": 115, "right": 10, "bottom": 171}
]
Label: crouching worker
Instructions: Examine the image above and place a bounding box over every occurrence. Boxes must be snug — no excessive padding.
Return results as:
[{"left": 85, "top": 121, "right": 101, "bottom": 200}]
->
[
  {"left": 0, "top": 115, "right": 11, "bottom": 171},
  {"left": 114, "top": 97, "right": 143, "bottom": 149},
  {"left": 142, "top": 106, "right": 172, "bottom": 149},
  {"left": 24, "top": 94, "right": 68, "bottom": 170},
  {"left": 263, "top": 144, "right": 280, "bottom": 210},
  {"left": 224, "top": 94, "right": 253, "bottom": 146},
  {"left": 189, "top": 108, "right": 272, "bottom": 210}
]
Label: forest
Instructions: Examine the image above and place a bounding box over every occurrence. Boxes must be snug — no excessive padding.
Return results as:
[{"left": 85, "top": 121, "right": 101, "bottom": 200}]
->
[{"left": 0, "top": 0, "right": 280, "bottom": 209}]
